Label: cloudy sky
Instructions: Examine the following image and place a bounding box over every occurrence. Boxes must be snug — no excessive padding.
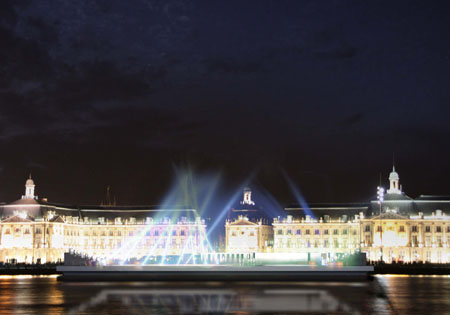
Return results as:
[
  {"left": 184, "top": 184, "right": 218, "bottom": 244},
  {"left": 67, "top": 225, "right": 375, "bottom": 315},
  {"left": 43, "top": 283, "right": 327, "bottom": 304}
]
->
[{"left": 1, "top": 0, "right": 449, "bottom": 207}]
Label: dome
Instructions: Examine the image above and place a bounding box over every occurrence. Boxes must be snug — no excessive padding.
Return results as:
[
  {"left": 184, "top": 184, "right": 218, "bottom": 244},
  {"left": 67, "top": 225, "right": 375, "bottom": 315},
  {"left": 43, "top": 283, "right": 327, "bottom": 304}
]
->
[
  {"left": 389, "top": 171, "right": 399, "bottom": 180},
  {"left": 26, "top": 178, "right": 34, "bottom": 186},
  {"left": 389, "top": 167, "right": 399, "bottom": 181}
]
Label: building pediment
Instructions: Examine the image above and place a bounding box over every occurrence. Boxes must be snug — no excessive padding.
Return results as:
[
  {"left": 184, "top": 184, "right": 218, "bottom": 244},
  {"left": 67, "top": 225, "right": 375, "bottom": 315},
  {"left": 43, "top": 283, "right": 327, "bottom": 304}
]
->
[
  {"left": 2, "top": 215, "right": 33, "bottom": 223},
  {"left": 371, "top": 212, "right": 408, "bottom": 220},
  {"left": 228, "top": 218, "right": 258, "bottom": 226},
  {"left": 49, "top": 215, "right": 65, "bottom": 223}
]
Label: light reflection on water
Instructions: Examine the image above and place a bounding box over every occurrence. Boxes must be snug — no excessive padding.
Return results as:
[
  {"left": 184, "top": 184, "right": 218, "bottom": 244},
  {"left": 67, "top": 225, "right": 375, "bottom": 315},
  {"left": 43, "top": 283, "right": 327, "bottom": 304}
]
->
[{"left": 0, "top": 275, "right": 448, "bottom": 314}]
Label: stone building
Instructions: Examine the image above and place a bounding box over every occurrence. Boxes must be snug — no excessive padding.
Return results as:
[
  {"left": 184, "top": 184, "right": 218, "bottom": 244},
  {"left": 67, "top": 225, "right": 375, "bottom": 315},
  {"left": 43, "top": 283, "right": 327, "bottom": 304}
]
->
[
  {"left": 272, "top": 212, "right": 361, "bottom": 262},
  {"left": 225, "top": 215, "right": 273, "bottom": 253},
  {"left": 274, "top": 167, "right": 450, "bottom": 263},
  {"left": 0, "top": 177, "right": 207, "bottom": 263}
]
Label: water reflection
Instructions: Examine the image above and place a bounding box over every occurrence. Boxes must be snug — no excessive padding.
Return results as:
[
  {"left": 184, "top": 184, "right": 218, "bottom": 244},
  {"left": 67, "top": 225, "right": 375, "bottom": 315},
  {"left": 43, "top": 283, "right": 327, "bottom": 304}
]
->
[
  {"left": 376, "top": 275, "right": 450, "bottom": 314},
  {"left": 70, "top": 287, "right": 357, "bottom": 314},
  {"left": 0, "top": 275, "right": 448, "bottom": 314}
]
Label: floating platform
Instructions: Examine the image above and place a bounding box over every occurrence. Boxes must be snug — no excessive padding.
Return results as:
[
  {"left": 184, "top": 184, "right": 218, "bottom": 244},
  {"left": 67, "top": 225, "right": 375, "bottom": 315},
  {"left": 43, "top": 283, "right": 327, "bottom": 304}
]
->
[{"left": 57, "top": 265, "right": 374, "bottom": 281}]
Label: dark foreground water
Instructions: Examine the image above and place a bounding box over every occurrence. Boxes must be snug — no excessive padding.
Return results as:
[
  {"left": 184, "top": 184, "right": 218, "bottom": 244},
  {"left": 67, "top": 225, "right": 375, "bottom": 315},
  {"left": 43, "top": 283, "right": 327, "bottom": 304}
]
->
[{"left": 0, "top": 275, "right": 449, "bottom": 314}]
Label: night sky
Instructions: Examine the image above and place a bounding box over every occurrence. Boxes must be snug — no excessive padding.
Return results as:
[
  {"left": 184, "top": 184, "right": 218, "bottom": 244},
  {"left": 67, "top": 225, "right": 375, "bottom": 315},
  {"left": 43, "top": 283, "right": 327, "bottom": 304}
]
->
[{"left": 1, "top": 0, "right": 450, "bottom": 209}]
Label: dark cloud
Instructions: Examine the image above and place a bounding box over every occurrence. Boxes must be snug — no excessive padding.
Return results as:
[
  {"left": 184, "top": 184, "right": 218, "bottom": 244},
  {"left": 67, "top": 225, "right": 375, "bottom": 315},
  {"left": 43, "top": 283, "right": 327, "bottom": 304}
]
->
[
  {"left": 205, "top": 59, "right": 265, "bottom": 74},
  {"left": 0, "top": 0, "right": 449, "bottom": 206},
  {"left": 340, "top": 112, "right": 364, "bottom": 127}
]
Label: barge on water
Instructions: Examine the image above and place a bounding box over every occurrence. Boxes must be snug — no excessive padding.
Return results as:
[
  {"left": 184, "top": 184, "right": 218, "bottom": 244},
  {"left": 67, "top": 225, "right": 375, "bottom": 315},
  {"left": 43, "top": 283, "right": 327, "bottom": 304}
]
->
[{"left": 57, "top": 265, "right": 374, "bottom": 281}]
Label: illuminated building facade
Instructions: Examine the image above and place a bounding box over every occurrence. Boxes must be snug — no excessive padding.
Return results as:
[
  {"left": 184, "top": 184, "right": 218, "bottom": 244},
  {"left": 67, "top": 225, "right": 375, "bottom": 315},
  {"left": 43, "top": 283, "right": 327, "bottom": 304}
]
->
[
  {"left": 225, "top": 188, "right": 273, "bottom": 254},
  {"left": 225, "top": 168, "right": 450, "bottom": 264},
  {"left": 273, "top": 167, "right": 450, "bottom": 263},
  {"left": 1, "top": 166, "right": 450, "bottom": 264},
  {"left": 225, "top": 215, "right": 273, "bottom": 253},
  {"left": 272, "top": 214, "right": 361, "bottom": 259},
  {"left": 0, "top": 177, "right": 207, "bottom": 263}
]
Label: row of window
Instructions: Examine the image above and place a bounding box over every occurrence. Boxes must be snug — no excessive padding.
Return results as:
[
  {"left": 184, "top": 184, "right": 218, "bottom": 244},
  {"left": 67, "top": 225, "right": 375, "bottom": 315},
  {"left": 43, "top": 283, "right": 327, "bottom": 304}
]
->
[
  {"left": 365, "top": 225, "right": 450, "bottom": 233},
  {"left": 276, "top": 239, "right": 355, "bottom": 249},
  {"left": 79, "top": 229, "right": 196, "bottom": 237},
  {"left": 276, "top": 228, "right": 356, "bottom": 236},
  {"left": 3, "top": 228, "right": 47, "bottom": 234}
]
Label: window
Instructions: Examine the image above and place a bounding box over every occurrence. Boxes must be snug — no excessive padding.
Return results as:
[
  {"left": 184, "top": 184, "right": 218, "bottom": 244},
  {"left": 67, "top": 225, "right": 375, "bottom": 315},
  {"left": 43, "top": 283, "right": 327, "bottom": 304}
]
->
[
  {"left": 447, "top": 226, "right": 450, "bottom": 233},
  {"left": 425, "top": 226, "right": 431, "bottom": 233},
  {"left": 334, "top": 239, "right": 339, "bottom": 248},
  {"left": 436, "top": 226, "right": 442, "bottom": 233},
  {"left": 333, "top": 229, "right": 338, "bottom": 235},
  {"left": 306, "top": 240, "right": 311, "bottom": 248},
  {"left": 172, "top": 230, "right": 177, "bottom": 236},
  {"left": 412, "top": 226, "right": 418, "bottom": 232},
  {"left": 249, "top": 231, "right": 255, "bottom": 236},
  {"left": 324, "top": 229, "right": 329, "bottom": 235},
  {"left": 342, "top": 229, "right": 348, "bottom": 235},
  {"left": 146, "top": 231, "right": 151, "bottom": 236},
  {"left": 324, "top": 240, "right": 329, "bottom": 248},
  {"left": 231, "top": 231, "right": 236, "bottom": 237},
  {"left": 154, "top": 231, "right": 159, "bottom": 236},
  {"left": 365, "top": 225, "right": 371, "bottom": 232},
  {"left": 399, "top": 226, "right": 405, "bottom": 233},
  {"left": 296, "top": 229, "right": 301, "bottom": 235},
  {"left": 412, "top": 235, "right": 418, "bottom": 246},
  {"left": 425, "top": 236, "right": 431, "bottom": 247},
  {"left": 365, "top": 235, "right": 371, "bottom": 246},
  {"left": 287, "top": 229, "right": 292, "bottom": 235},
  {"left": 305, "top": 229, "right": 310, "bottom": 235},
  {"left": 315, "top": 229, "right": 320, "bottom": 235},
  {"left": 180, "top": 230, "right": 185, "bottom": 236},
  {"left": 109, "top": 231, "right": 113, "bottom": 236},
  {"left": 437, "top": 237, "right": 442, "bottom": 247},
  {"left": 277, "top": 229, "right": 283, "bottom": 235},
  {"left": 35, "top": 228, "right": 41, "bottom": 234},
  {"left": 377, "top": 226, "right": 382, "bottom": 232}
]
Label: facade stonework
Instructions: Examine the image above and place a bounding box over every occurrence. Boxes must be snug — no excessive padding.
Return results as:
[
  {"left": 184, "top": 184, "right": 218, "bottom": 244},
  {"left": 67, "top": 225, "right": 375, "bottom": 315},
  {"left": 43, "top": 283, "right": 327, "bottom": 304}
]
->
[
  {"left": 2, "top": 167, "right": 450, "bottom": 264},
  {"left": 0, "top": 178, "right": 207, "bottom": 263},
  {"left": 225, "top": 216, "right": 273, "bottom": 253}
]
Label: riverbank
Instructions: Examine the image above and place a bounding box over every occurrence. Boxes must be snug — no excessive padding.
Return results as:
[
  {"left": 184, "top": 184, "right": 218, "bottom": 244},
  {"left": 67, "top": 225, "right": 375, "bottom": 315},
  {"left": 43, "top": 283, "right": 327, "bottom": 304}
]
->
[
  {"left": 373, "top": 263, "right": 450, "bottom": 275},
  {"left": 1, "top": 264, "right": 449, "bottom": 276},
  {"left": 0, "top": 264, "right": 62, "bottom": 275}
]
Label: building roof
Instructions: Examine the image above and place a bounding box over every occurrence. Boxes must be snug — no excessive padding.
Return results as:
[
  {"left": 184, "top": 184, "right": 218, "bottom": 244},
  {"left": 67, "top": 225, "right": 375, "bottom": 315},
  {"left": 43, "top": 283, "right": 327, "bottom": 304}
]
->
[
  {"left": 2, "top": 215, "right": 33, "bottom": 223},
  {"left": 370, "top": 212, "right": 409, "bottom": 220},
  {"left": 228, "top": 217, "right": 259, "bottom": 226},
  {"left": 8, "top": 198, "right": 39, "bottom": 205},
  {"left": 284, "top": 202, "right": 370, "bottom": 220},
  {"left": 415, "top": 195, "right": 450, "bottom": 201},
  {"left": 0, "top": 199, "right": 201, "bottom": 222},
  {"left": 383, "top": 193, "right": 413, "bottom": 201}
]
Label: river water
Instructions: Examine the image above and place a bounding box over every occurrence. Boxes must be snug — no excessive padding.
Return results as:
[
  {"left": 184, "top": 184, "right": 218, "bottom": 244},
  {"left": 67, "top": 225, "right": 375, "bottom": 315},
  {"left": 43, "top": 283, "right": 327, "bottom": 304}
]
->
[{"left": 0, "top": 275, "right": 448, "bottom": 314}]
